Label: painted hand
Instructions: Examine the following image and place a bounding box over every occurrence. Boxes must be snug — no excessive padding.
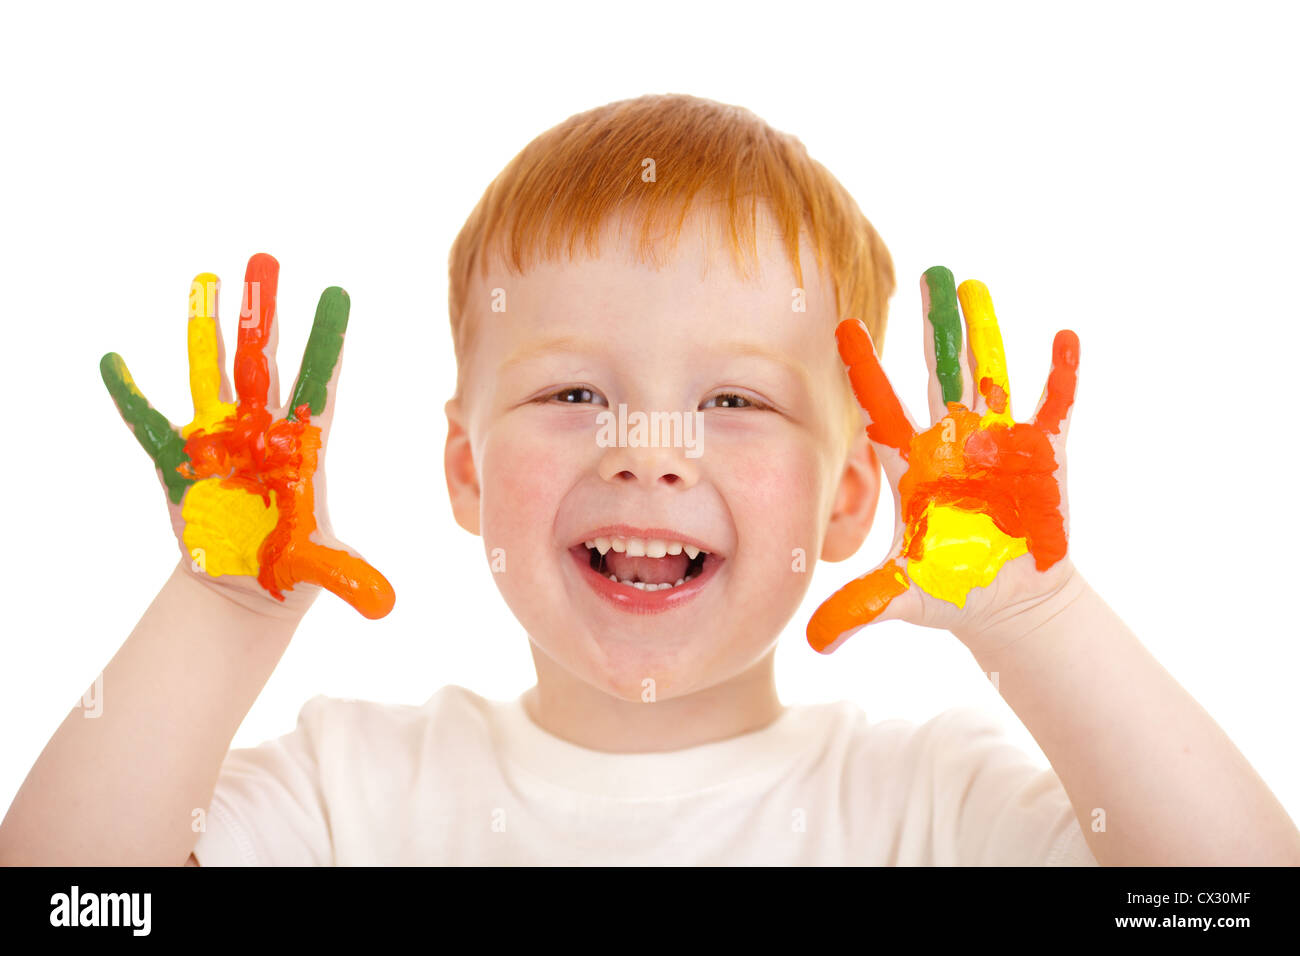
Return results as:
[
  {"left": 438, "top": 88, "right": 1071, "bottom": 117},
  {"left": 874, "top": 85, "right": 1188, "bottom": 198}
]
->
[
  {"left": 807, "top": 266, "right": 1079, "bottom": 654},
  {"left": 100, "top": 252, "right": 396, "bottom": 619}
]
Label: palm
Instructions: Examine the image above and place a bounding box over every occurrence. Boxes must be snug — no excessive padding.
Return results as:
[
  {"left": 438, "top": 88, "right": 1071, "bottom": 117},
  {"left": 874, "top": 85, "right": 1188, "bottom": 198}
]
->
[
  {"left": 100, "top": 252, "right": 395, "bottom": 620},
  {"left": 808, "top": 266, "right": 1078, "bottom": 653}
]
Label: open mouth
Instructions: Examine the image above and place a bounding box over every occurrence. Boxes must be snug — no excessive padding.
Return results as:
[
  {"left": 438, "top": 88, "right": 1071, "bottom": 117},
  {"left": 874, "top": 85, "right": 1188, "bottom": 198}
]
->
[
  {"left": 578, "top": 535, "right": 712, "bottom": 590},
  {"left": 565, "top": 532, "right": 725, "bottom": 613}
]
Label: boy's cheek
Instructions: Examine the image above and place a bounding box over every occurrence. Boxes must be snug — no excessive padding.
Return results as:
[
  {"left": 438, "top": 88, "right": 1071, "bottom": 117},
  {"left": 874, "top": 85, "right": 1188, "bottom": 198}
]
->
[
  {"left": 716, "top": 436, "right": 825, "bottom": 521},
  {"left": 475, "top": 432, "right": 572, "bottom": 561},
  {"left": 480, "top": 425, "right": 579, "bottom": 500},
  {"left": 735, "top": 451, "right": 831, "bottom": 594}
]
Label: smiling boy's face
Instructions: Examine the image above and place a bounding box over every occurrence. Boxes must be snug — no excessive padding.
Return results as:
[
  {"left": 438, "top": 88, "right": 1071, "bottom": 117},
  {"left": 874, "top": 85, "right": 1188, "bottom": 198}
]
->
[{"left": 446, "top": 201, "right": 880, "bottom": 704}]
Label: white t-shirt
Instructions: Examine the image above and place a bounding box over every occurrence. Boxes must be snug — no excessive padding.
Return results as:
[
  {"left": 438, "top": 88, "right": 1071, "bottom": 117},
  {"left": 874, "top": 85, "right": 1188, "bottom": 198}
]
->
[{"left": 191, "top": 685, "right": 1098, "bottom": 866}]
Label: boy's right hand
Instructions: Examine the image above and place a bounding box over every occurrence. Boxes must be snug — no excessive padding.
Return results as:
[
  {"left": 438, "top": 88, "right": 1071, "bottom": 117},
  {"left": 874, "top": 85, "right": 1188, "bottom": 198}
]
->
[{"left": 99, "top": 252, "right": 395, "bottom": 620}]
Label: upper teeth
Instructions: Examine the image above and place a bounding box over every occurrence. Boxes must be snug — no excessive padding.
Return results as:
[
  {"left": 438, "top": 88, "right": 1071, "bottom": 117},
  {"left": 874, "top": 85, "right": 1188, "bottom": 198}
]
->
[{"left": 584, "top": 536, "right": 705, "bottom": 560}]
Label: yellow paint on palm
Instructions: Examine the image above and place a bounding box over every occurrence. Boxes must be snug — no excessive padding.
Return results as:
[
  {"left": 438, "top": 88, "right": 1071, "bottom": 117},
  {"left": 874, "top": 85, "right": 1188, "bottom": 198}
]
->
[
  {"left": 906, "top": 503, "right": 1028, "bottom": 607},
  {"left": 182, "top": 273, "right": 238, "bottom": 439},
  {"left": 181, "top": 478, "right": 279, "bottom": 577},
  {"left": 957, "top": 280, "right": 1014, "bottom": 427}
]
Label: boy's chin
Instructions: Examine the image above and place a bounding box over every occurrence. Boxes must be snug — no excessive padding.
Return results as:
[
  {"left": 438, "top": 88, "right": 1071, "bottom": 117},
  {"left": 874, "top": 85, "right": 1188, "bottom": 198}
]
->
[
  {"left": 524, "top": 624, "right": 719, "bottom": 701},
  {"left": 545, "top": 628, "right": 773, "bottom": 706},
  {"left": 580, "top": 662, "right": 712, "bottom": 705}
]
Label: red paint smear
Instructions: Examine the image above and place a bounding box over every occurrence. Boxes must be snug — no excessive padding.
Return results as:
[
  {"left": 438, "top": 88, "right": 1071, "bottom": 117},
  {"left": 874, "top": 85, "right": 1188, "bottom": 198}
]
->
[
  {"left": 1034, "top": 329, "right": 1079, "bottom": 435},
  {"left": 980, "top": 377, "right": 1008, "bottom": 414},
  {"left": 181, "top": 406, "right": 394, "bottom": 618},
  {"left": 235, "top": 253, "right": 278, "bottom": 408},
  {"left": 899, "top": 405, "right": 1067, "bottom": 571},
  {"left": 836, "top": 319, "right": 914, "bottom": 454}
]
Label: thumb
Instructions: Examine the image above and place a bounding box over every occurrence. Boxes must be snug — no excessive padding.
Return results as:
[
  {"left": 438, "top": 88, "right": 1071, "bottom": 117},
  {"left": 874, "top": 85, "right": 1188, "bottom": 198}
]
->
[
  {"left": 807, "top": 556, "right": 914, "bottom": 654},
  {"left": 285, "top": 540, "right": 396, "bottom": 621}
]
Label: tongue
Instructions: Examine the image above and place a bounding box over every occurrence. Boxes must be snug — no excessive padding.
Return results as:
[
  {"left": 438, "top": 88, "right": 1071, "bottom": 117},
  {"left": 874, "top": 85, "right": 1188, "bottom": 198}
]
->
[{"left": 603, "top": 551, "right": 690, "bottom": 584}]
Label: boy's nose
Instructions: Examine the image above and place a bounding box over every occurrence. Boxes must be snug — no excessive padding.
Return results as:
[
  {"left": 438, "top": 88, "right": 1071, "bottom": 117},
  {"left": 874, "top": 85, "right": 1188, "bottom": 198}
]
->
[{"left": 597, "top": 443, "right": 700, "bottom": 490}]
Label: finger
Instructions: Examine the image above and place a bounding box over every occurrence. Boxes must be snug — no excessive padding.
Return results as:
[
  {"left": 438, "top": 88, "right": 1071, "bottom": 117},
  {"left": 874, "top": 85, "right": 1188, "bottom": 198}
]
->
[
  {"left": 957, "top": 279, "right": 1014, "bottom": 425},
  {"left": 806, "top": 557, "right": 913, "bottom": 654},
  {"left": 99, "top": 352, "right": 193, "bottom": 505},
  {"left": 234, "top": 252, "right": 281, "bottom": 410},
  {"left": 921, "top": 266, "right": 972, "bottom": 423},
  {"left": 286, "top": 286, "right": 349, "bottom": 427},
  {"left": 836, "top": 318, "right": 917, "bottom": 457},
  {"left": 290, "top": 542, "right": 395, "bottom": 619},
  {"left": 1032, "top": 329, "right": 1080, "bottom": 438},
  {"left": 183, "top": 272, "right": 238, "bottom": 437}
]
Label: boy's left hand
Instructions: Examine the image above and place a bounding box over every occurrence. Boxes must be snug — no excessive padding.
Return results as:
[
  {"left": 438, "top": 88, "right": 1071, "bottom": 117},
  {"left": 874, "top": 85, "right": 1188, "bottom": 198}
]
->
[{"left": 808, "top": 265, "right": 1081, "bottom": 657}]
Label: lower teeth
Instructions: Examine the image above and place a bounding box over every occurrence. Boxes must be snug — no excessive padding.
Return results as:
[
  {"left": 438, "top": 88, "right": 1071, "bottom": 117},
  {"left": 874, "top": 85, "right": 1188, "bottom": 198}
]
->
[
  {"left": 607, "top": 574, "right": 687, "bottom": 591},
  {"left": 608, "top": 574, "right": 691, "bottom": 590}
]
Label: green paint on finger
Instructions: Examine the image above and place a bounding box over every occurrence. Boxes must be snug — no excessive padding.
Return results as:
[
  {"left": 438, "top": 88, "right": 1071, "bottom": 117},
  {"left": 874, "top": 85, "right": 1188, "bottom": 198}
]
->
[
  {"left": 287, "top": 286, "right": 349, "bottom": 421},
  {"left": 923, "top": 265, "right": 963, "bottom": 405},
  {"left": 100, "top": 352, "right": 193, "bottom": 504}
]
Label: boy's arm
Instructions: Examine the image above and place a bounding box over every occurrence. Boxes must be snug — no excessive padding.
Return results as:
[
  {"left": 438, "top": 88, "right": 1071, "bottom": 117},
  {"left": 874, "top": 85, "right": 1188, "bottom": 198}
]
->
[
  {"left": 810, "top": 265, "right": 1300, "bottom": 864},
  {"left": 962, "top": 567, "right": 1300, "bottom": 866},
  {"left": 0, "top": 560, "right": 303, "bottom": 865},
  {"left": 0, "top": 253, "right": 393, "bottom": 865}
]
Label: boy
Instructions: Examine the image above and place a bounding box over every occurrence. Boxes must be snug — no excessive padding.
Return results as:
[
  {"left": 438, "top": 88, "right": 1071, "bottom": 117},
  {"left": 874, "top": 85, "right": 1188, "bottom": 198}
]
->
[{"left": 2, "top": 94, "right": 1297, "bottom": 865}]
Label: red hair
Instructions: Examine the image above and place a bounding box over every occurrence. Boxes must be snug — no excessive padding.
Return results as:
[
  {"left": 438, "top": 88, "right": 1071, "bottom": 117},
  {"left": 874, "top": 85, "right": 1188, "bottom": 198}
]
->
[{"left": 447, "top": 93, "right": 895, "bottom": 441}]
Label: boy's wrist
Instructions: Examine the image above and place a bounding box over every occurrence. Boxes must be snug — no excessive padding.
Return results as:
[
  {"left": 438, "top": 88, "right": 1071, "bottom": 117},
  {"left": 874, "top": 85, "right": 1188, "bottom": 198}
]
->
[
  {"left": 166, "top": 558, "right": 313, "bottom": 636},
  {"left": 955, "top": 561, "right": 1091, "bottom": 665}
]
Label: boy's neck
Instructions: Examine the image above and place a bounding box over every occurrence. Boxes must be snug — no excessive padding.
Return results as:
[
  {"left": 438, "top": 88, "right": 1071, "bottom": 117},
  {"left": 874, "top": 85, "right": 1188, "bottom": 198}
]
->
[{"left": 522, "top": 649, "right": 784, "bottom": 753}]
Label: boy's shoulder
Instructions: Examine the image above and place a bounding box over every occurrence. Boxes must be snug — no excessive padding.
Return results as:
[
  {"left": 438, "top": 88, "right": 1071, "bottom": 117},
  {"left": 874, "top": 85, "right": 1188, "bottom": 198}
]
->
[
  {"left": 295, "top": 683, "right": 490, "bottom": 718},
  {"left": 809, "top": 701, "right": 1036, "bottom": 786},
  {"left": 289, "top": 684, "right": 497, "bottom": 746}
]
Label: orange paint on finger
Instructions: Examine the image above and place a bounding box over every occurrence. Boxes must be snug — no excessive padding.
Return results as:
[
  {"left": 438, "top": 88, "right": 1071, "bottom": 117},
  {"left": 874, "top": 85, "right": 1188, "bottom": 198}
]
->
[
  {"left": 288, "top": 542, "right": 397, "bottom": 620},
  {"left": 835, "top": 320, "right": 914, "bottom": 454},
  {"left": 807, "top": 560, "right": 910, "bottom": 654}
]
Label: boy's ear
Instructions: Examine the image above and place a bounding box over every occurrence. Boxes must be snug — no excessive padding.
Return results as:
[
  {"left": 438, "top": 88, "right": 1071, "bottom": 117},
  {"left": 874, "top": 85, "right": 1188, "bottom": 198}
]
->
[
  {"left": 444, "top": 397, "right": 481, "bottom": 535},
  {"left": 821, "top": 431, "right": 882, "bottom": 562}
]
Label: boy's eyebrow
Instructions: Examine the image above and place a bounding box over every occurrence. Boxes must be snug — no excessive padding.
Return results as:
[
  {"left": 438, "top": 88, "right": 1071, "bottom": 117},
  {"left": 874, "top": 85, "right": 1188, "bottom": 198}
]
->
[
  {"left": 500, "top": 335, "right": 812, "bottom": 389},
  {"left": 499, "top": 334, "right": 596, "bottom": 372}
]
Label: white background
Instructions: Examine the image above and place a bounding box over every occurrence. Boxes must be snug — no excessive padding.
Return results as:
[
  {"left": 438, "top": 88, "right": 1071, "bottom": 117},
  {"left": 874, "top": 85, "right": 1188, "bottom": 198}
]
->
[{"left": 2, "top": 1, "right": 1298, "bottom": 833}]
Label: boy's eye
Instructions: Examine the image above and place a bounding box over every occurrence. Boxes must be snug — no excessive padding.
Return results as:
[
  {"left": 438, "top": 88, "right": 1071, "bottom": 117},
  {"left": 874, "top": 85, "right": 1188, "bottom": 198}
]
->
[
  {"left": 702, "top": 392, "right": 767, "bottom": 410},
  {"left": 548, "top": 386, "right": 606, "bottom": 405},
  {"left": 540, "top": 388, "right": 768, "bottom": 409}
]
